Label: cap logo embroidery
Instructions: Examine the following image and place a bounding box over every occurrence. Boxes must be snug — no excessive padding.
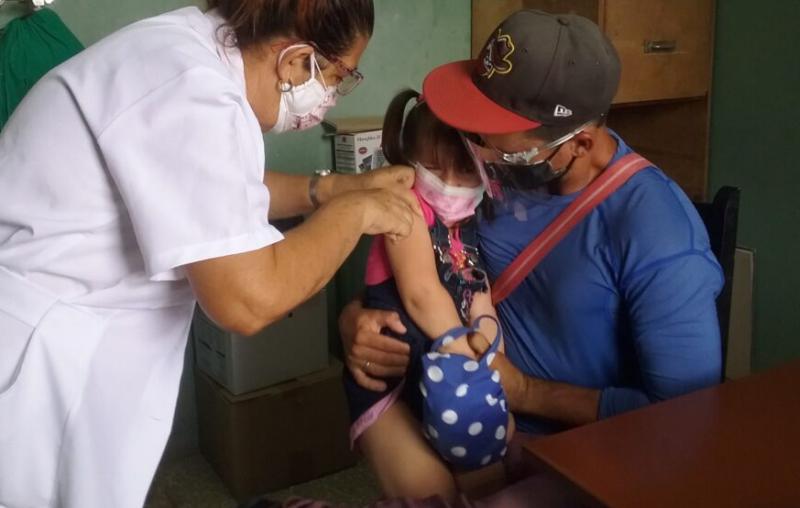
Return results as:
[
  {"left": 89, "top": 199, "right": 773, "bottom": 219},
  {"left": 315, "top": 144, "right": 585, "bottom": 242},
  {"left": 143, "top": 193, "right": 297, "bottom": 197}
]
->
[
  {"left": 479, "top": 28, "right": 515, "bottom": 79},
  {"left": 554, "top": 105, "right": 573, "bottom": 118}
]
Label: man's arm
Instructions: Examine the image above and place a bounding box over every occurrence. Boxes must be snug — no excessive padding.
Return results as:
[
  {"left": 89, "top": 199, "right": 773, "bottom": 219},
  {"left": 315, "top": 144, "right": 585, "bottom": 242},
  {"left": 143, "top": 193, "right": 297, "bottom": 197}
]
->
[
  {"left": 483, "top": 353, "right": 601, "bottom": 426},
  {"left": 482, "top": 251, "right": 723, "bottom": 426},
  {"left": 598, "top": 251, "right": 723, "bottom": 417}
]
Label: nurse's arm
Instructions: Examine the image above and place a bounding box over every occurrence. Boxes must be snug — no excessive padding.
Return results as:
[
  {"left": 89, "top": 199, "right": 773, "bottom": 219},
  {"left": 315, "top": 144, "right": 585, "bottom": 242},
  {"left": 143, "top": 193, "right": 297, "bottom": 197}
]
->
[
  {"left": 186, "top": 188, "right": 418, "bottom": 336},
  {"left": 264, "top": 166, "right": 414, "bottom": 219}
]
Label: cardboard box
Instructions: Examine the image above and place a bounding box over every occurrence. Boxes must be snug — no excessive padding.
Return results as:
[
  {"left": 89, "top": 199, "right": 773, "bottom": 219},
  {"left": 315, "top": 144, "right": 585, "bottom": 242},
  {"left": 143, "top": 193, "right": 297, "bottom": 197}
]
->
[
  {"left": 195, "top": 360, "right": 357, "bottom": 501},
  {"left": 325, "top": 116, "right": 386, "bottom": 174},
  {"left": 193, "top": 289, "right": 329, "bottom": 395}
]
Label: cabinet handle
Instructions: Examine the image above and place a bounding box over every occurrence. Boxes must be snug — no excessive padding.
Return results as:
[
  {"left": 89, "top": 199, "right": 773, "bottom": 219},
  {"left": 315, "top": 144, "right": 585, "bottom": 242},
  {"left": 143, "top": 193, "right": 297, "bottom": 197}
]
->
[{"left": 644, "top": 40, "right": 677, "bottom": 53}]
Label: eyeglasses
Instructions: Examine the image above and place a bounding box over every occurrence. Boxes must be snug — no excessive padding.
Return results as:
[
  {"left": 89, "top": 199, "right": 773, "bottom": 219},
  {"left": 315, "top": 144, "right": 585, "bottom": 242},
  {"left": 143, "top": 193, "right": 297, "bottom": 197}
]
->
[
  {"left": 463, "top": 121, "right": 594, "bottom": 166},
  {"left": 310, "top": 45, "right": 364, "bottom": 96}
]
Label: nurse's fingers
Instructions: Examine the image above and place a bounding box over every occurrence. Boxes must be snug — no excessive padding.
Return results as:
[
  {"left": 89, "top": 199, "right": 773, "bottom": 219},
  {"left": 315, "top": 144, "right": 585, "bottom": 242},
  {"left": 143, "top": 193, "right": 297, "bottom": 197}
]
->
[
  {"left": 358, "top": 187, "right": 421, "bottom": 239},
  {"left": 375, "top": 189, "right": 420, "bottom": 239}
]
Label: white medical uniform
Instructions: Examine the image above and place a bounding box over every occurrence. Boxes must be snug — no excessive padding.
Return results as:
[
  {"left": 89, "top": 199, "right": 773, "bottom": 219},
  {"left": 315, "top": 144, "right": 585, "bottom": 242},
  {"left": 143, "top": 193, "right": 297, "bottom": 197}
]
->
[{"left": 0, "top": 7, "right": 283, "bottom": 507}]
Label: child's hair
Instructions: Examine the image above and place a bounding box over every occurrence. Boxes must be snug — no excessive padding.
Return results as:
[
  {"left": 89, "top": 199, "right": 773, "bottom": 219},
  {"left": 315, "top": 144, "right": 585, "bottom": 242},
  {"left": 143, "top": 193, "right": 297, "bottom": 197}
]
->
[{"left": 381, "top": 89, "right": 473, "bottom": 174}]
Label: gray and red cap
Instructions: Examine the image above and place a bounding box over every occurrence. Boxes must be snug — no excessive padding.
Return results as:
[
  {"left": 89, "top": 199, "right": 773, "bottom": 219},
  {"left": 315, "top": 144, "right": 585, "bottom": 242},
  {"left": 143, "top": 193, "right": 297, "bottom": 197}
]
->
[{"left": 423, "top": 10, "right": 621, "bottom": 134}]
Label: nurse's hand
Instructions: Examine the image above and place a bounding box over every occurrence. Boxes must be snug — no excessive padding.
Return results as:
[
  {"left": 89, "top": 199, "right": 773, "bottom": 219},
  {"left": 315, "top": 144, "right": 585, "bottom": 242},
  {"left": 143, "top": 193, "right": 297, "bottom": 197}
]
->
[
  {"left": 318, "top": 165, "right": 414, "bottom": 207},
  {"left": 360, "top": 165, "right": 415, "bottom": 191},
  {"left": 350, "top": 187, "right": 420, "bottom": 242},
  {"left": 339, "top": 298, "right": 411, "bottom": 391}
]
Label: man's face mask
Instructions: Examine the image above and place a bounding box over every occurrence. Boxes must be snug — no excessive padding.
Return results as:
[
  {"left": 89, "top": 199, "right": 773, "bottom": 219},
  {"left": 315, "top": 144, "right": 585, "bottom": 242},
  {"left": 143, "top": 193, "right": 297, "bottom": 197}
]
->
[{"left": 461, "top": 122, "right": 591, "bottom": 199}]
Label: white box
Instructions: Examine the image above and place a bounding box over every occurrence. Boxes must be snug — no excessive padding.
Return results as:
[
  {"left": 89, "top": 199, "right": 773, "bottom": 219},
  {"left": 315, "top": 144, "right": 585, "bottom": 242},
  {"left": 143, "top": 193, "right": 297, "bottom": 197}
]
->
[
  {"left": 193, "top": 288, "right": 329, "bottom": 395},
  {"left": 326, "top": 117, "right": 386, "bottom": 174}
]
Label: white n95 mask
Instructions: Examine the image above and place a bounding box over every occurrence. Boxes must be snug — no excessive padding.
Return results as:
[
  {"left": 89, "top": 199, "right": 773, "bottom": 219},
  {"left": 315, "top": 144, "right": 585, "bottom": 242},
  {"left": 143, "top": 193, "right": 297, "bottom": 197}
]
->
[{"left": 272, "top": 44, "right": 338, "bottom": 133}]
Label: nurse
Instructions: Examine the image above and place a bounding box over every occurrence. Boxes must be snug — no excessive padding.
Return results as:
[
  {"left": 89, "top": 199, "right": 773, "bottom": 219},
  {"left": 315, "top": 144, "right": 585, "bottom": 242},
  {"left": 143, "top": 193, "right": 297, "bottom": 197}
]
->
[{"left": 0, "top": 1, "right": 415, "bottom": 507}]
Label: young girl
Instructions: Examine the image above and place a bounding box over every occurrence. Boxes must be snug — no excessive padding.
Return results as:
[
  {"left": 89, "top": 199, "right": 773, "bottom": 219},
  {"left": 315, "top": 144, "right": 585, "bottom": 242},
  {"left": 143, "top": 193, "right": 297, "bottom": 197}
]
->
[{"left": 343, "top": 89, "right": 514, "bottom": 499}]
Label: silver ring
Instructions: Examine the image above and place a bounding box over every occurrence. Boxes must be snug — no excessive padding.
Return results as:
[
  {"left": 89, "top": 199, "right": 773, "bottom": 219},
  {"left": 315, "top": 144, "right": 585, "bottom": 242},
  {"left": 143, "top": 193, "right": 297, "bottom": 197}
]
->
[{"left": 364, "top": 360, "right": 371, "bottom": 370}]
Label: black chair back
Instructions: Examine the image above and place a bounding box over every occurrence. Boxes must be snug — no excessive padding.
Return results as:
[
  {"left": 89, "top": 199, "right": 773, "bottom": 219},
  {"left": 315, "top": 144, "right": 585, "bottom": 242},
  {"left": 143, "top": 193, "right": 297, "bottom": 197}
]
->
[{"left": 693, "top": 186, "right": 741, "bottom": 380}]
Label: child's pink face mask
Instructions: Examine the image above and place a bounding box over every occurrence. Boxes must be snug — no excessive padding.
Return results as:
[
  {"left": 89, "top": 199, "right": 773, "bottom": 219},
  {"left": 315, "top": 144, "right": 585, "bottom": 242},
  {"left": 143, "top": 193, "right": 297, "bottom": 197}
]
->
[{"left": 413, "top": 162, "right": 484, "bottom": 227}]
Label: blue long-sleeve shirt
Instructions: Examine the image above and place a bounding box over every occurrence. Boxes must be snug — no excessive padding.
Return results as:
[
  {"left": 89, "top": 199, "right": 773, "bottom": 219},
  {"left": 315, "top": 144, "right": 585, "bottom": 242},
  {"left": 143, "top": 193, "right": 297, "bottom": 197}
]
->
[{"left": 478, "top": 131, "right": 723, "bottom": 434}]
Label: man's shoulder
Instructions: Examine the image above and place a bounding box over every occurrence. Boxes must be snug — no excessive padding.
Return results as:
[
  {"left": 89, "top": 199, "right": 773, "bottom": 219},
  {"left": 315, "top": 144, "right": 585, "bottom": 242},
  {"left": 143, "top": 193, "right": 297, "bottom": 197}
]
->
[{"left": 598, "top": 166, "right": 711, "bottom": 262}]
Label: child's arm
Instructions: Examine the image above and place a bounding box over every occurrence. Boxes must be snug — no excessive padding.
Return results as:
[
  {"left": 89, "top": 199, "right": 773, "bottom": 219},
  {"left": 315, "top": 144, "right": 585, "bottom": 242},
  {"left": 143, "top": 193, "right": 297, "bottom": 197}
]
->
[{"left": 385, "top": 208, "right": 462, "bottom": 341}]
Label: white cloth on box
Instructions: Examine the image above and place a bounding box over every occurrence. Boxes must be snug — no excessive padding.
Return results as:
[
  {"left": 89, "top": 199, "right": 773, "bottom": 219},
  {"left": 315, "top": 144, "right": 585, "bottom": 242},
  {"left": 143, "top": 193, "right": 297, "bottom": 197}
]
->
[{"left": 0, "top": 7, "right": 281, "bottom": 508}]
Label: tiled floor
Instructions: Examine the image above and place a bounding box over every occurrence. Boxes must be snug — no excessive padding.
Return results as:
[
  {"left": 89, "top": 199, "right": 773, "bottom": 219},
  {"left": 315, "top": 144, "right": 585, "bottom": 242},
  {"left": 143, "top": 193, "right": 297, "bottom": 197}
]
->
[{"left": 146, "top": 453, "right": 382, "bottom": 508}]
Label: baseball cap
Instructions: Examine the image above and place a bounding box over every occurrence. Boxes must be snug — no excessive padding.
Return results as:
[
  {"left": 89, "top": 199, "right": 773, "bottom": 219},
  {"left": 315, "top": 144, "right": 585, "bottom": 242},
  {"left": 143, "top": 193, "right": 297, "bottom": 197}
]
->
[{"left": 423, "top": 10, "right": 621, "bottom": 135}]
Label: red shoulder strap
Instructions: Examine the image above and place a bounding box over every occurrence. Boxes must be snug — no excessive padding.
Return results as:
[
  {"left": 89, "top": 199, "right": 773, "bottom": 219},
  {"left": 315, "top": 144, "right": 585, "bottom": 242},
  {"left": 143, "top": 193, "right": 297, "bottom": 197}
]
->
[{"left": 492, "top": 153, "right": 652, "bottom": 305}]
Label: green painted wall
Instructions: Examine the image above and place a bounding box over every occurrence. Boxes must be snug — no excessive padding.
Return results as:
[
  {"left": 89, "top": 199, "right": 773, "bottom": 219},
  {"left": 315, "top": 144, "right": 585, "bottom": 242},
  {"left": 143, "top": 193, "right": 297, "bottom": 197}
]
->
[{"left": 709, "top": 0, "right": 800, "bottom": 371}]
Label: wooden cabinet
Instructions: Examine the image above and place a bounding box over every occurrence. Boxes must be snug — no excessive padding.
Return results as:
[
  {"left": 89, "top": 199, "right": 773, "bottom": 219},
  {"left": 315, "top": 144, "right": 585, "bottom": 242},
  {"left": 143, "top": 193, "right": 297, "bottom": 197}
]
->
[
  {"left": 605, "top": 0, "right": 713, "bottom": 103},
  {"left": 472, "top": 0, "right": 716, "bottom": 199}
]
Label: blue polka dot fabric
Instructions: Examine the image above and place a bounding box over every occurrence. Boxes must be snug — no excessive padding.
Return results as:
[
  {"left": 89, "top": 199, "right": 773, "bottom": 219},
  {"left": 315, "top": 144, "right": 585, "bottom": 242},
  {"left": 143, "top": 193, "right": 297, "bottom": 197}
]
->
[{"left": 420, "top": 316, "right": 508, "bottom": 470}]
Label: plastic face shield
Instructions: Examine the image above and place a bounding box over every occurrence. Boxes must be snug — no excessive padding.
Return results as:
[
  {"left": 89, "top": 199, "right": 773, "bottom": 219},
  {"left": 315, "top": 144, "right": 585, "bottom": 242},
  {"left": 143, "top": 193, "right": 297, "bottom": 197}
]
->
[{"left": 460, "top": 123, "right": 591, "bottom": 200}]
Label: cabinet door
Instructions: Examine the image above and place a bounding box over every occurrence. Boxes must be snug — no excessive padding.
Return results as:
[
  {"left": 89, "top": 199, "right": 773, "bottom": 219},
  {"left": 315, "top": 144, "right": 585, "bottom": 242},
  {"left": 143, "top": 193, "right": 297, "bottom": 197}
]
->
[
  {"left": 604, "top": 0, "right": 714, "bottom": 103},
  {"left": 471, "top": 0, "right": 600, "bottom": 57},
  {"left": 472, "top": 0, "right": 714, "bottom": 103}
]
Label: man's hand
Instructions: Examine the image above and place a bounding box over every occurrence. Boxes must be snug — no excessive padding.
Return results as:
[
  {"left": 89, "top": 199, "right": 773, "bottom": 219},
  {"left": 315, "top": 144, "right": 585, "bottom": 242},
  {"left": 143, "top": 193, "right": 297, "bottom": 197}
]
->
[
  {"left": 467, "top": 331, "right": 530, "bottom": 412},
  {"left": 339, "top": 299, "right": 411, "bottom": 391}
]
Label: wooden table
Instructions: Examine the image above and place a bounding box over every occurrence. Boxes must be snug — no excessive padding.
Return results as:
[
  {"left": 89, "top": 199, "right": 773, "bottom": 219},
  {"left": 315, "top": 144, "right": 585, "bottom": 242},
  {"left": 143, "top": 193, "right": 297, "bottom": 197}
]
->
[{"left": 523, "top": 359, "right": 800, "bottom": 508}]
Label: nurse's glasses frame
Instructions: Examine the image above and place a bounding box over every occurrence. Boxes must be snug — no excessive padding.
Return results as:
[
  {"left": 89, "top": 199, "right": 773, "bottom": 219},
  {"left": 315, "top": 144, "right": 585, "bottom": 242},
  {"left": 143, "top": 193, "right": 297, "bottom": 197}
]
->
[{"left": 309, "top": 43, "right": 364, "bottom": 96}]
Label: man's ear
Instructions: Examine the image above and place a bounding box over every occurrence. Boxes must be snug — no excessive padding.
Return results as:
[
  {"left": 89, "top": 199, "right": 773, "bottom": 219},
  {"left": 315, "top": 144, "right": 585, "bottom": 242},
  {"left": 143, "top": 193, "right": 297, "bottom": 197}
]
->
[
  {"left": 275, "top": 44, "right": 314, "bottom": 86},
  {"left": 572, "top": 131, "right": 594, "bottom": 157}
]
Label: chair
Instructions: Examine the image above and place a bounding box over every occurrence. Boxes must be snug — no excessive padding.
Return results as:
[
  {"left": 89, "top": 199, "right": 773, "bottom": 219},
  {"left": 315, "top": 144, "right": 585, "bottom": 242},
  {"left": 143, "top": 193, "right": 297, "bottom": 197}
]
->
[{"left": 693, "top": 186, "right": 741, "bottom": 381}]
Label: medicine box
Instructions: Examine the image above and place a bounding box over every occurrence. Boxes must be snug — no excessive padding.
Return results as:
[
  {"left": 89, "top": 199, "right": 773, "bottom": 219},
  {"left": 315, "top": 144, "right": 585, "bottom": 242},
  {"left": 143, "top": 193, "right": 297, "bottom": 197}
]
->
[{"left": 326, "top": 116, "right": 386, "bottom": 174}]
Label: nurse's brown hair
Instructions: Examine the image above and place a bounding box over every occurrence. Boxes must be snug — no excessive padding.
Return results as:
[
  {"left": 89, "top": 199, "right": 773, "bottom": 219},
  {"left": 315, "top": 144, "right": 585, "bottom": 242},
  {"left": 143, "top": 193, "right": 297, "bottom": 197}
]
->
[{"left": 207, "top": 0, "right": 374, "bottom": 56}]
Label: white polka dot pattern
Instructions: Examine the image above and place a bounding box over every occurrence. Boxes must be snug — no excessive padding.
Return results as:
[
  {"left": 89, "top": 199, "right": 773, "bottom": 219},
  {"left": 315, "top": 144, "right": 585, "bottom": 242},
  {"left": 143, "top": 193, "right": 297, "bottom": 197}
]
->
[
  {"left": 427, "top": 366, "right": 444, "bottom": 382},
  {"left": 442, "top": 409, "right": 458, "bottom": 425},
  {"left": 420, "top": 322, "right": 509, "bottom": 469},
  {"left": 451, "top": 446, "right": 467, "bottom": 457}
]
